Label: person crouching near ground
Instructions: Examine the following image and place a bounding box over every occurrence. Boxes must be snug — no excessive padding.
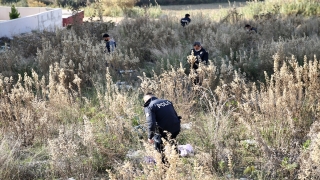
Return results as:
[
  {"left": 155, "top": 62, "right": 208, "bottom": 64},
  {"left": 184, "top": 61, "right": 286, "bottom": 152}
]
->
[
  {"left": 103, "top": 33, "right": 116, "bottom": 53},
  {"left": 181, "top": 14, "right": 191, "bottom": 27},
  {"left": 244, "top": 24, "right": 257, "bottom": 34},
  {"left": 143, "top": 92, "right": 181, "bottom": 162}
]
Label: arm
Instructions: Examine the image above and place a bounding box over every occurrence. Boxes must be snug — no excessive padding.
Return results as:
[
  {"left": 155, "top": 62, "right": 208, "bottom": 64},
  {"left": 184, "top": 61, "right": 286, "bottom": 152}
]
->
[
  {"left": 199, "top": 50, "right": 208, "bottom": 64},
  {"left": 203, "top": 51, "right": 209, "bottom": 64},
  {"left": 145, "top": 107, "right": 156, "bottom": 139},
  {"left": 106, "top": 41, "right": 110, "bottom": 53}
]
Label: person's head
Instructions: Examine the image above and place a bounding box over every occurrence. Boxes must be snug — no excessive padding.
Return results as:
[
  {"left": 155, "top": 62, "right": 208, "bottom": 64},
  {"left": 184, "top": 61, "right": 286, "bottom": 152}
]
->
[
  {"left": 103, "top": 33, "right": 110, "bottom": 41},
  {"left": 185, "top": 14, "right": 190, "bottom": 18},
  {"left": 143, "top": 92, "right": 155, "bottom": 103},
  {"left": 244, "top": 24, "right": 251, "bottom": 31},
  {"left": 193, "top": 42, "right": 202, "bottom": 51}
]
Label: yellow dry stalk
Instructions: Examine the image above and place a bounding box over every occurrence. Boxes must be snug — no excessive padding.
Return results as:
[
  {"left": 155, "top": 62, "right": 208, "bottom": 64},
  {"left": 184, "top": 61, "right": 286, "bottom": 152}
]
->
[
  {"left": 187, "top": 51, "right": 197, "bottom": 69},
  {"left": 227, "top": 153, "right": 233, "bottom": 176}
]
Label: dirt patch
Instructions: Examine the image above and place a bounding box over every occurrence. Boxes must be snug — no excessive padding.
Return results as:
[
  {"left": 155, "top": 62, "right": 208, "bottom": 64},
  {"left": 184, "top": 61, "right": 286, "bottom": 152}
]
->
[{"left": 83, "top": 17, "right": 124, "bottom": 24}]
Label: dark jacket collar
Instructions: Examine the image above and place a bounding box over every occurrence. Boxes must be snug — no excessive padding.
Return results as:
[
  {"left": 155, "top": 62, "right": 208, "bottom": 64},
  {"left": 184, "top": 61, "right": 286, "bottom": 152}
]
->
[{"left": 143, "top": 97, "right": 158, "bottom": 107}]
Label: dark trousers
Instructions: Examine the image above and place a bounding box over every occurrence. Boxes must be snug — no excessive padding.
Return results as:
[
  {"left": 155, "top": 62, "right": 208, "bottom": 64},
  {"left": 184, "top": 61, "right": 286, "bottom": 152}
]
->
[{"left": 154, "top": 131, "right": 180, "bottom": 164}]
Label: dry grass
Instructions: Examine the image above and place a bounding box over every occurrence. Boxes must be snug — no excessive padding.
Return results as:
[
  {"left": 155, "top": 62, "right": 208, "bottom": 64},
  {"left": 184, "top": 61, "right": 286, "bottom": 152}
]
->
[
  {"left": 161, "top": 2, "right": 243, "bottom": 19},
  {"left": 1, "top": 1, "right": 320, "bottom": 179}
]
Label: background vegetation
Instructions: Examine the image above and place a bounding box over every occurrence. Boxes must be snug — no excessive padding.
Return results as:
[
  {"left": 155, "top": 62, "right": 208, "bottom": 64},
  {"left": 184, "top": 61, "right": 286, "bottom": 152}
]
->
[
  {"left": 138, "top": 0, "right": 240, "bottom": 6},
  {"left": 1, "top": 0, "right": 320, "bottom": 179}
]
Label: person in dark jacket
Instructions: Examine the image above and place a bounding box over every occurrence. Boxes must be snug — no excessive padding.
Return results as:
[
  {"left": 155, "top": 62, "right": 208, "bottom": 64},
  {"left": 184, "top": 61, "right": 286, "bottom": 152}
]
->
[
  {"left": 181, "top": 14, "right": 191, "bottom": 27},
  {"left": 103, "top": 33, "right": 116, "bottom": 53},
  {"left": 189, "top": 41, "right": 209, "bottom": 70},
  {"left": 244, "top": 24, "right": 257, "bottom": 33},
  {"left": 143, "top": 93, "right": 181, "bottom": 153}
]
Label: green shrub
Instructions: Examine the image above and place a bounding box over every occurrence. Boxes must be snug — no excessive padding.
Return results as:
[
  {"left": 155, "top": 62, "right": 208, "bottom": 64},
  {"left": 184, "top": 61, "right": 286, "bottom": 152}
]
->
[{"left": 9, "top": 5, "right": 20, "bottom": 19}]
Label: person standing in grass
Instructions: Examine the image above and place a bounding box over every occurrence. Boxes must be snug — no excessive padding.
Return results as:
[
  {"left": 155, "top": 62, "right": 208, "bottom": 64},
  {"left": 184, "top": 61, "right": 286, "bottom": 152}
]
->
[
  {"left": 103, "top": 33, "right": 116, "bottom": 53},
  {"left": 181, "top": 14, "right": 191, "bottom": 27},
  {"left": 189, "top": 41, "right": 209, "bottom": 71},
  {"left": 244, "top": 24, "right": 257, "bottom": 33},
  {"left": 188, "top": 42, "right": 209, "bottom": 85},
  {"left": 143, "top": 92, "right": 181, "bottom": 159}
]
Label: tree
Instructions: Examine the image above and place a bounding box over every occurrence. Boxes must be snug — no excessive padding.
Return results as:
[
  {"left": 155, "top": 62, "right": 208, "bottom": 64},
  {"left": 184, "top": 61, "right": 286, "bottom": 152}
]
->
[{"left": 9, "top": 5, "right": 20, "bottom": 20}]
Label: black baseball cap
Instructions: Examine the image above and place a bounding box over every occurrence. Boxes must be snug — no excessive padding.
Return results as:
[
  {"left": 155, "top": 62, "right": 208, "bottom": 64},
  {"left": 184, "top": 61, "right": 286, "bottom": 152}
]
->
[
  {"left": 193, "top": 42, "right": 201, "bottom": 46},
  {"left": 103, "top": 33, "right": 109, "bottom": 37}
]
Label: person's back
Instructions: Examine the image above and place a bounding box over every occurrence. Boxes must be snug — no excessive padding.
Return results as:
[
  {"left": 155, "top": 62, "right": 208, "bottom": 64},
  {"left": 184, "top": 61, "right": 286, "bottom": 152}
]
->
[
  {"left": 250, "top": 27, "right": 257, "bottom": 33},
  {"left": 144, "top": 97, "right": 180, "bottom": 136},
  {"left": 181, "top": 14, "right": 191, "bottom": 27},
  {"left": 107, "top": 38, "right": 116, "bottom": 52},
  {"left": 143, "top": 93, "right": 181, "bottom": 159}
]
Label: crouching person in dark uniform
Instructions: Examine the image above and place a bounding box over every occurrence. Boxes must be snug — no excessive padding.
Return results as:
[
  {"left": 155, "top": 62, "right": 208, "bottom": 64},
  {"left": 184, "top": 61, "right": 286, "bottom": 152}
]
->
[
  {"left": 244, "top": 24, "right": 257, "bottom": 33},
  {"left": 189, "top": 42, "right": 209, "bottom": 85},
  {"left": 143, "top": 93, "right": 181, "bottom": 162},
  {"left": 181, "top": 14, "right": 191, "bottom": 27}
]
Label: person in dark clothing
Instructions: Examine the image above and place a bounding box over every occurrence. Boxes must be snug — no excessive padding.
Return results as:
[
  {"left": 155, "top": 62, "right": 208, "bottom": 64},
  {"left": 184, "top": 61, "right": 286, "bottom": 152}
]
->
[
  {"left": 189, "top": 41, "right": 209, "bottom": 70},
  {"left": 103, "top": 33, "right": 116, "bottom": 53},
  {"left": 143, "top": 93, "right": 181, "bottom": 154},
  {"left": 244, "top": 24, "right": 257, "bottom": 33},
  {"left": 181, "top": 14, "right": 191, "bottom": 27},
  {"left": 188, "top": 42, "right": 209, "bottom": 85}
]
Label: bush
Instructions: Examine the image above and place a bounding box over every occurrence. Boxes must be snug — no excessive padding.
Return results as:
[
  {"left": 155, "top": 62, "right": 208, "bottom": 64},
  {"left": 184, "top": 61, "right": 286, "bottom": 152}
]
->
[
  {"left": 241, "top": 0, "right": 320, "bottom": 19},
  {"left": 138, "top": 0, "right": 232, "bottom": 6},
  {"left": 9, "top": 5, "right": 20, "bottom": 19}
]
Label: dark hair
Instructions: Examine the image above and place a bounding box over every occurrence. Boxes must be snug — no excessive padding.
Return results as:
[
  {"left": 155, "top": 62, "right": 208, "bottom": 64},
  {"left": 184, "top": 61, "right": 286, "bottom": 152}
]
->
[
  {"left": 185, "top": 14, "right": 190, "bottom": 17},
  {"left": 244, "top": 24, "right": 251, "bottom": 28},
  {"left": 103, "top": 33, "right": 109, "bottom": 38},
  {"left": 145, "top": 92, "right": 154, "bottom": 96}
]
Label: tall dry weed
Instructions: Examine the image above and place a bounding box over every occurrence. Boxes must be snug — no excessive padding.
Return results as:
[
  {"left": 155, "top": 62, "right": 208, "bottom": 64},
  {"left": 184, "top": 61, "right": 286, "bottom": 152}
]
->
[
  {"left": 108, "top": 141, "right": 216, "bottom": 180},
  {"left": 1, "top": 6, "right": 320, "bottom": 179}
]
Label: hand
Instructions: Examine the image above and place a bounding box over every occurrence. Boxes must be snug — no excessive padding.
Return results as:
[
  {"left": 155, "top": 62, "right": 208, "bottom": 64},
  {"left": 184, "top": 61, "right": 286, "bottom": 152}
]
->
[{"left": 148, "top": 139, "right": 154, "bottom": 144}]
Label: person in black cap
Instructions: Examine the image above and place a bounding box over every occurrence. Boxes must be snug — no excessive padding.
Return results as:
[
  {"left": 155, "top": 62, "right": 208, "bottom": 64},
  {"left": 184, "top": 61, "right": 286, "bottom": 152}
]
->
[
  {"left": 188, "top": 42, "right": 209, "bottom": 85},
  {"left": 181, "top": 14, "right": 191, "bottom": 27},
  {"left": 244, "top": 24, "right": 257, "bottom": 33},
  {"left": 189, "top": 42, "right": 208, "bottom": 70},
  {"left": 103, "top": 33, "right": 116, "bottom": 53}
]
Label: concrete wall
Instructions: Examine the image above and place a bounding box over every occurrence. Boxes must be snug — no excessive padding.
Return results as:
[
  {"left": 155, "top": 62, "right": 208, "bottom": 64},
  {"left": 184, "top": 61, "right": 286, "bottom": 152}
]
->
[{"left": 0, "top": 7, "right": 62, "bottom": 38}]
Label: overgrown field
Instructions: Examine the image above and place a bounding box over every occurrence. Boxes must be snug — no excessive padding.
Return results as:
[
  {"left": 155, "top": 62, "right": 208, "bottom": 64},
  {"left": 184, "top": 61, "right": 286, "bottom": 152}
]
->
[{"left": 1, "top": 1, "right": 320, "bottom": 179}]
